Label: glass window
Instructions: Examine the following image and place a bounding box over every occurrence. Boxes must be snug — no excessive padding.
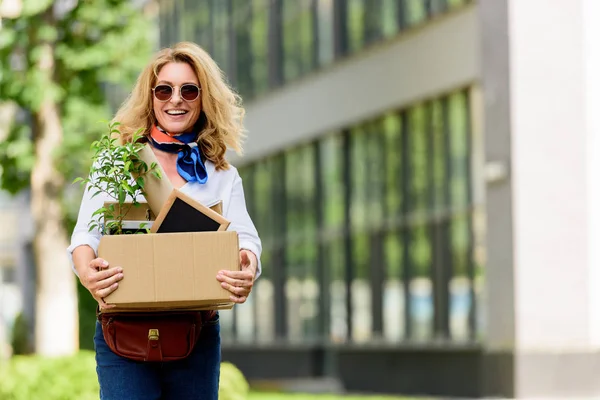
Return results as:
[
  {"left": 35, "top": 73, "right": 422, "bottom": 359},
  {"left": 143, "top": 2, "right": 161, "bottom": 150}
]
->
[
  {"left": 407, "top": 104, "right": 433, "bottom": 341},
  {"left": 285, "top": 144, "right": 318, "bottom": 341},
  {"left": 251, "top": 0, "right": 270, "bottom": 96},
  {"left": 234, "top": 167, "right": 257, "bottom": 342},
  {"left": 429, "top": 0, "right": 447, "bottom": 15},
  {"left": 383, "top": 114, "right": 403, "bottom": 221},
  {"left": 365, "top": 121, "right": 386, "bottom": 228},
  {"left": 384, "top": 230, "right": 405, "bottom": 341},
  {"left": 364, "top": 0, "right": 383, "bottom": 44},
  {"left": 317, "top": 0, "right": 335, "bottom": 67},
  {"left": 381, "top": 0, "right": 400, "bottom": 38},
  {"left": 282, "top": 0, "right": 301, "bottom": 82},
  {"left": 382, "top": 113, "right": 404, "bottom": 341},
  {"left": 282, "top": 0, "right": 316, "bottom": 82},
  {"left": 403, "top": 0, "right": 427, "bottom": 27},
  {"left": 158, "top": 0, "right": 168, "bottom": 47},
  {"left": 446, "top": 92, "right": 472, "bottom": 340},
  {"left": 447, "top": 0, "right": 468, "bottom": 9},
  {"left": 179, "top": 0, "right": 194, "bottom": 40},
  {"left": 320, "top": 134, "right": 347, "bottom": 342},
  {"left": 249, "top": 159, "right": 278, "bottom": 343},
  {"left": 193, "top": 0, "right": 213, "bottom": 55},
  {"left": 430, "top": 100, "right": 447, "bottom": 214},
  {"left": 407, "top": 105, "right": 429, "bottom": 217},
  {"left": 349, "top": 126, "right": 372, "bottom": 341},
  {"left": 232, "top": 89, "right": 477, "bottom": 345},
  {"left": 159, "top": 0, "right": 472, "bottom": 101},
  {"left": 211, "top": 0, "right": 231, "bottom": 72},
  {"left": 232, "top": 0, "right": 254, "bottom": 98},
  {"left": 346, "top": 0, "right": 365, "bottom": 53},
  {"left": 160, "top": 0, "right": 178, "bottom": 46}
]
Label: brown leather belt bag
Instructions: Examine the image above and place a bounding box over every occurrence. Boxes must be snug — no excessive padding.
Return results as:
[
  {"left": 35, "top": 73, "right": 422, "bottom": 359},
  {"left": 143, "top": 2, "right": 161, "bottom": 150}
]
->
[{"left": 97, "top": 310, "right": 216, "bottom": 362}]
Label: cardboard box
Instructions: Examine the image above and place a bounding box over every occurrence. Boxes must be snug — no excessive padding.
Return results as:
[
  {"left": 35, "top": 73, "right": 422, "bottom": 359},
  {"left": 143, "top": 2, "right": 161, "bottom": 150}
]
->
[
  {"left": 99, "top": 231, "right": 238, "bottom": 311},
  {"left": 99, "top": 191, "right": 236, "bottom": 312}
]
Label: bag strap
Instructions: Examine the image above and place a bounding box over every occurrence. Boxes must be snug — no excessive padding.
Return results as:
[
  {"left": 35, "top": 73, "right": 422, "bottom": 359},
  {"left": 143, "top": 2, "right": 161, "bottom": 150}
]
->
[{"left": 145, "top": 328, "right": 163, "bottom": 362}]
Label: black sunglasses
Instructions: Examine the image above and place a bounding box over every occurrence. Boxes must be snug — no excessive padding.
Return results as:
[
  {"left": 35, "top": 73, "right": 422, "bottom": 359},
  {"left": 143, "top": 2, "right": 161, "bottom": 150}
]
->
[{"left": 152, "top": 84, "right": 201, "bottom": 102}]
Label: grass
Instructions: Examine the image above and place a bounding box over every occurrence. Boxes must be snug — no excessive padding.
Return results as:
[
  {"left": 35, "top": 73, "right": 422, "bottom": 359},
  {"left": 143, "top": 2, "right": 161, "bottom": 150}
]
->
[{"left": 248, "top": 392, "right": 423, "bottom": 400}]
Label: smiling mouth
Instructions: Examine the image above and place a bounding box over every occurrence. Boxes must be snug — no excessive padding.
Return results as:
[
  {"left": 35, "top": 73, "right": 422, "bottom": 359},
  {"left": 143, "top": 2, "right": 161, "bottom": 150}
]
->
[{"left": 166, "top": 110, "right": 188, "bottom": 115}]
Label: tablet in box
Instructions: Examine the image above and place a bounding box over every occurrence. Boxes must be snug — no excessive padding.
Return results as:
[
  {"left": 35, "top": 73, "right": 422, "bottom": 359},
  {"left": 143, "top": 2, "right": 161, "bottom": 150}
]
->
[{"left": 150, "top": 189, "right": 229, "bottom": 233}]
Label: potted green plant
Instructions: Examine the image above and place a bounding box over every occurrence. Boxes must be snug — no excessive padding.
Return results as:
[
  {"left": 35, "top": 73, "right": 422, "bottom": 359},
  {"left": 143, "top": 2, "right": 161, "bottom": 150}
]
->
[{"left": 74, "top": 122, "right": 161, "bottom": 235}]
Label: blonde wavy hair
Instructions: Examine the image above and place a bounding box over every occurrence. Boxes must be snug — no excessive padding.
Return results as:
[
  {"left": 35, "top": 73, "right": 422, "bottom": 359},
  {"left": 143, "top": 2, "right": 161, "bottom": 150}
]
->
[{"left": 113, "top": 42, "right": 245, "bottom": 170}]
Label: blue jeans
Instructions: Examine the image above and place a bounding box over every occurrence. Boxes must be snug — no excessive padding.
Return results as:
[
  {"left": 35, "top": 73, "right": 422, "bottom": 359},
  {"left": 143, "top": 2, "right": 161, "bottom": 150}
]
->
[{"left": 93, "top": 314, "right": 220, "bottom": 400}]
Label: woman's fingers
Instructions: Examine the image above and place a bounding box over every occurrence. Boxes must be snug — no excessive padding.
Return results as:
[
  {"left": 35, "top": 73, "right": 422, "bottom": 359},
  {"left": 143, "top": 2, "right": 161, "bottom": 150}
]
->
[
  {"left": 217, "top": 249, "right": 259, "bottom": 306},
  {"left": 217, "top": 273, "right": 246, "bottom": 288},
  {"left": 229, "top": 295, "right": 247, "bottom": 304},
  {"left": 97, "top": 297, "right": 116, "bottom": 310},
  {"left": 89, "top": 258, "right": 109, "bottom": 270},
  {"left": 221, "top": 281, "right": 250, "bottom": 296},
  {"left": 82, "top": 258, "right": 123, "bottom": 309},
  {"left": 96, "top": 271, "right": 124, "bottom": 289},
  {"left": 95, "top": 281, "right": 120, "bottom": 299},
  {"left": 92, "top": 267, "right": 122, "bottom": 286},
  {"left": 217, "top": 269, "right": 253, "bottom": 281},
  {"left": 217, "top": 269, "right": 253, "bottom": 301}
]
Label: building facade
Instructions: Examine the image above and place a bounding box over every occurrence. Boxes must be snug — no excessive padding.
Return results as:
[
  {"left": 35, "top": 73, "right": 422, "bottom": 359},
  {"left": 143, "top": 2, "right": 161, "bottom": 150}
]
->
[{"left": 158, "top": 0, "right": 600, "bottom": 398}]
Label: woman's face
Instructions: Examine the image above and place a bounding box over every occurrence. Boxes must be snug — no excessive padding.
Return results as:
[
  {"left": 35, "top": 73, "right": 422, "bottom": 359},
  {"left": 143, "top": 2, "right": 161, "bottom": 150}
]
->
[{"left": 153, "top": 62, "right": 202, "bottom": 134}]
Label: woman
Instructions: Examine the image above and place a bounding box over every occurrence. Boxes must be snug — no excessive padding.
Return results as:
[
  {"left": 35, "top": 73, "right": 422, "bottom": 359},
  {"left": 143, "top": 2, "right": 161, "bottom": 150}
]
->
[{"left": 68, "top": 42, "right": 261, "bottom": 399}]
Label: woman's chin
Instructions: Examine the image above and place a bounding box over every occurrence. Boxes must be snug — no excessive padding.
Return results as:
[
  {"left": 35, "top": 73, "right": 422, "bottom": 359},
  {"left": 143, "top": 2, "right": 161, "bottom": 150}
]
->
[{"left": 160, "top": 122, "right": 191, "bottom": 134}]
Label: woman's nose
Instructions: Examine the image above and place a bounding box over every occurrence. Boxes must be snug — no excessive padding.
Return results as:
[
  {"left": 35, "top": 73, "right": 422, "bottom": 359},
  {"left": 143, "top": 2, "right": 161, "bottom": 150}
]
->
[{"left": 170, "top": 88, "right": 183, "bottom": 104}]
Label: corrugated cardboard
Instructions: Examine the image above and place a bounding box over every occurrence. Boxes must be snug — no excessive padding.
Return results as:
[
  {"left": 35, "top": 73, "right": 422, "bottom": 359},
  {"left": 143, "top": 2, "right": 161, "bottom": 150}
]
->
[
  {"left": 136, "top": 144, "right": 173, "bottom": 217},
  {"left": 99, "top": 231, "right": 238, "bottom": 311}
]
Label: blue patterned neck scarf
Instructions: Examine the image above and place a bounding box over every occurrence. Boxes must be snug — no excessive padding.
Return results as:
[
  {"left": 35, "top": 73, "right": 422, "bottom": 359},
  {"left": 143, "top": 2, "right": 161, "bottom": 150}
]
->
[{"left": 148, "top": 125, "right": 208, "bottom": 184}]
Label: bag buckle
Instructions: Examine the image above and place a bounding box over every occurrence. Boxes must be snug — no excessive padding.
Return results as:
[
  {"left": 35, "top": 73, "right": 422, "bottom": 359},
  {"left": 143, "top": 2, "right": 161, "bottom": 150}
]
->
[{"left": 148, "top": 329, "right": 159, "bottom": 341}]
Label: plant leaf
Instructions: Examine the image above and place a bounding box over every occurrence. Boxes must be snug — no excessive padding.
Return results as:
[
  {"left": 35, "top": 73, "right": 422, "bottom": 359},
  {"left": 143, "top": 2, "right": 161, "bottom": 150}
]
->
[{"left": 118, "top": 186, "right": 125, "bottom": 204}]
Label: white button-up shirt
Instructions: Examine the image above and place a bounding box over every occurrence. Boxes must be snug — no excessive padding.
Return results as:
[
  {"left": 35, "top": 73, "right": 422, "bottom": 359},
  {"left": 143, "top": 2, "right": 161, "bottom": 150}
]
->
[{"left": 67, "top": 160, "right": 262, "bottom": 277}]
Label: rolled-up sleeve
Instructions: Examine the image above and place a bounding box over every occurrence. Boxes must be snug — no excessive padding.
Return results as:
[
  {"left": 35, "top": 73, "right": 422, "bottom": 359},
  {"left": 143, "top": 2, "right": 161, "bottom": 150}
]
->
[
  {"left": 225, "top": 170, "right": 263, "bottom": 278},
  {"left": 66, "top": 181, "right": 104, "bottom": 275}
]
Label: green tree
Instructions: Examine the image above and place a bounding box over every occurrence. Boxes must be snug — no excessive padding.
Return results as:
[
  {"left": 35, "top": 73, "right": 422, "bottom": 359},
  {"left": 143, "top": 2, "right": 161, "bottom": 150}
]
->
[{"left": 0, "top": 0, "right": 152, "bottom": 356}]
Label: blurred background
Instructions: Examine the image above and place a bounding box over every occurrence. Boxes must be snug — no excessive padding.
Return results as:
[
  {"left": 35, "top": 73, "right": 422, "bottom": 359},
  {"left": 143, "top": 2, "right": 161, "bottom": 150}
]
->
[{"left": 1, "top": 0, "right": 600, "bottom": 399}]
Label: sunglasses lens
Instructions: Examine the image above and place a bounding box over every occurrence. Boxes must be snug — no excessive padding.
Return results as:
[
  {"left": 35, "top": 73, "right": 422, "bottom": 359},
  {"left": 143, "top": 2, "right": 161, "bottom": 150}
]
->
[
  {"left": 154, "top": 85, "right": 172, "bottom": 101},
  {"left": 181, "top": 84, "right": 200, "bottom": 101}
]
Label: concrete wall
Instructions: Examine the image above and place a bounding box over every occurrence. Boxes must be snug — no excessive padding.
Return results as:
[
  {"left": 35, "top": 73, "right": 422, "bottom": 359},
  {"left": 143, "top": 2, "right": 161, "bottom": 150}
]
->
[{"left": 481, "top": 0, "right": 600, "bottom": 397}]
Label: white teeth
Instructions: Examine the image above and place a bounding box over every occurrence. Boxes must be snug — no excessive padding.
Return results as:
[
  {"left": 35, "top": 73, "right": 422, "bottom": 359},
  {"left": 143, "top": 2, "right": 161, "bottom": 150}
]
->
[{"left": 166, "top": 110, "right": 187, "bottom": 115}]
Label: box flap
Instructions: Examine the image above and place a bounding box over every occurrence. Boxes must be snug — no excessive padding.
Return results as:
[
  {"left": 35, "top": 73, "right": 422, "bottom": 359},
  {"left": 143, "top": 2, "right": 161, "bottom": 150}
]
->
[{"left": 136, "top": 144, "right": 173, "bottom": 217}]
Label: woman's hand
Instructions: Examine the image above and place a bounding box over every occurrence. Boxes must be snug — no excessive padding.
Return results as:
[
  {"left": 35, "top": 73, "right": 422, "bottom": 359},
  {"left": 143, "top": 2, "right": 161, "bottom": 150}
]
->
[
  {"left": 78, "top": 258, "right": 124, "bottom": 310},
  {"left": 216, "top": 250, "right": 258, "bottom": 304}
]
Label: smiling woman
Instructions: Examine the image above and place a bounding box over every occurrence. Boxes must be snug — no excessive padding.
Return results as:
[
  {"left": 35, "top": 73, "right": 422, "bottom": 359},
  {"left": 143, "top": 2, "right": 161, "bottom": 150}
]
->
[
  {"left": 113, "top": 41, "right": 245, "bottom": 171},
  {"left": 153, "top": 63, "right": 202, "bottom": 134},
  {"left": 68, "top": 42, "right": 262, "bottom": 400}
]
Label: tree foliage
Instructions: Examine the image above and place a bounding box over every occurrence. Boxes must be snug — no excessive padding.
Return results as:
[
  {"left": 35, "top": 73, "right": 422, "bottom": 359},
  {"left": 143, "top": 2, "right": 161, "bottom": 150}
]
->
[
  {"left": 0, "top": 0, "right": 153, "bottom": 193},
  {"left": 0, "top": 0, "right": 154, "bottom": 353}
]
